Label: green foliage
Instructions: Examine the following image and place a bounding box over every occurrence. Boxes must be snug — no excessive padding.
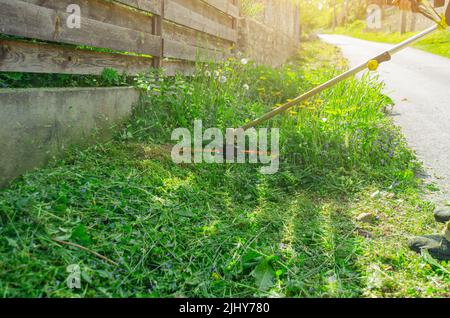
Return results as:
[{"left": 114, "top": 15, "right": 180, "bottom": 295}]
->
[
  {"left": 253, "top": 257, "right": 276, "bottom": 291},
  {"left": 299, "top": 0, "right": 367, "bottom": 35},
  {"left": 299, "top": 0, "right": 332, "bottom": 34},
  {"left": 130, "top": 43, "right": 416, "bottom": 190},
  {"left": 71, "top": 225, "right": 92, "bottom": 245},
  {"left": 0, "top": 69, "right": 131, "bottom": 89},
  {"left": 0, "top": 41, "right": 447, "bottom": 298},
  {"left": 100, "top": 68, "right": 128, "bottom": 87}
]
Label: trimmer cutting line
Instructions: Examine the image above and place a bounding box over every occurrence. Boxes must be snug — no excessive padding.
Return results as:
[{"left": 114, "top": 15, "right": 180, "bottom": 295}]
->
[{"left": 238, "top": 2, "right": 449, "bottom": 132}]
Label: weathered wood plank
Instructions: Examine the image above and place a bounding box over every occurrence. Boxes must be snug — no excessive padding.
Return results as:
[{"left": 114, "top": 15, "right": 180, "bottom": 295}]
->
[
  {"left": 164, "top": 39, "right": 226, "bottom": 62},
  {"left": 0, "top": 39, "right": 154, "bottom": 75},
  {"left": 164, "top": 0, "right": 237, "bottom": 42},
  {"left": 172, "top": 0, "right": 233, "bottom": 28},
  {"left": 162, "top": 60, "right": 195, "bottom": 76},
  {"left": 114, "top": 0, "right": 162, "bottom": 15},
  {"left": 163, "top": 20, "right": 232, "bottom": 52},
  {"left": 201, "top": 0, "right": 239, "bottom": 17},
  {"left": 0, "top": 0, "right": 162, "bottom": 56},
  {"left": 24, "top": 0, "right": 154, "bottom": 34}
]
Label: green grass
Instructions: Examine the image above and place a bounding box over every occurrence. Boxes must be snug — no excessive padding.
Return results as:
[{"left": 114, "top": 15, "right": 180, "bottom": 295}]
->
[
  {"left": 332, "top": 20, "right": 450, "bottom": 59},
  {"left": 1, "top": 41, "right": 449, "bottom": 298}
]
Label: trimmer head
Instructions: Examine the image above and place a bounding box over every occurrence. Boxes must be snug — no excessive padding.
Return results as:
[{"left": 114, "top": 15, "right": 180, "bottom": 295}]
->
[{"left": 414, "top": 0, "right": 450, "bottom": 28}]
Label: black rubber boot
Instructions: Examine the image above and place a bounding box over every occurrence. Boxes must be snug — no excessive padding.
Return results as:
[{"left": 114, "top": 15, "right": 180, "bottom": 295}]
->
[
  {"left": 408, "top": 235, "right": 450, "bottom": 261},
  {"left": 434, "top": 209, "right": 450, "bottom": 224}
]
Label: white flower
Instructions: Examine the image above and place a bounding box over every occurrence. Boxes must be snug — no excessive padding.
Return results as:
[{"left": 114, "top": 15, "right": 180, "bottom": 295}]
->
[
  {"left": 327, "top": 276, "right": 337, "bottom": 283},
  {"left": 214, "top": 70, "right": 220, "bottom": 78},
  {"left": 204, "top": 70, "right": 212, "bottom": 77},
  {"left": 241, "top": 58, "right": 249, "bottom": 65},
  {"left": 243, "top": 84, "right": 250, "bottom": 90},
  {"left": 219, "top": 76, "right": 227, "bottom": 84},
  {"left": 321, "top": 118, "right": 328, "bottom": 123}
]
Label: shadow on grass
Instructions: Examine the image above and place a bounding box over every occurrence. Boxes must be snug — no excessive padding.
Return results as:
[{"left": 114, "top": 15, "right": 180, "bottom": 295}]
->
[{"left": 0, "top": 140, "right": 369, "bottom": 297}]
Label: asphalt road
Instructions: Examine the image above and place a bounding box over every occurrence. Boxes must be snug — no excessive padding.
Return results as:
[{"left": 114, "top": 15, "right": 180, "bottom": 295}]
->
[{"left": 319, "top": 34, "right": 450, "bottom": 204}]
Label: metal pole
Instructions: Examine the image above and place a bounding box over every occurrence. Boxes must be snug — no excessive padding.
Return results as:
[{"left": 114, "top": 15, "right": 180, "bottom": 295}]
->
[
  {"left": 388, "top": 24, "right": 438, "bottom": 55},
  {"left": 240, "top": 24, "right": 440, "bottom": 131}
]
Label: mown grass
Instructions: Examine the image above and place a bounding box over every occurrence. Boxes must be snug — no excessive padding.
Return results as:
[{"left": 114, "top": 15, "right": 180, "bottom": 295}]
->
[
  {"left": 0, "top": 41, "right": 449, "bottom": 298},
  {"left": 331, "top": 20, "right": 450, "bottom": 59}
]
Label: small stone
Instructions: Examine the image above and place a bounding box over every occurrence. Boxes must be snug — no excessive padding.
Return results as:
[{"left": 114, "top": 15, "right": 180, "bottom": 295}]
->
[
  {"left": 408, "top": 235, "right": 450, "bottom": 261},
  {"left": 357, "top": 228, "right": 373, "bottom": 238},
  {"left": 356, "top": 212, "right": 377, "bottom": 224},
  {"left": 444, "top": 223, "right": 450, "bottom": 243},
  {"left": 435, "top": 209, "right": 450, "bottom": 224}
]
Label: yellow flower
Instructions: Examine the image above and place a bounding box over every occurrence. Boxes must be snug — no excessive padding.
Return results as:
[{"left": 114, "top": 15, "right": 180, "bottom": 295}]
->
[
  {"left": 259, "top": 76, "right": 267, "bottom": 81},
  {"left": 212, "top": 272, "right": 222, "bottom": 281},
  {"left": 289, "top": 110, "right": 297, "bottom": 116}
]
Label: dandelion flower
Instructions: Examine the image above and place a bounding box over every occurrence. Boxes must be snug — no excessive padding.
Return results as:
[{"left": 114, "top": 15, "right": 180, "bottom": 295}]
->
[
  {"left": 241, "top": 58, "right": 249, "bottom": 65},
  {"left": 212, "top": 272, "right": 222, "bottom": 281},
  {"left": 219, "top": 76, "right": 227, "bottom": 83},
  {"left": 243, "top": 84, "right": 250, "bottom": 90}
]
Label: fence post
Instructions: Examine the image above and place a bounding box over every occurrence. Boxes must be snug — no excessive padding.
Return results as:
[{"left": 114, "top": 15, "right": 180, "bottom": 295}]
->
[
  {"left": 400, "top": 10, "right": 407, "bottom": 34},
  {"left": 232, "top": 0, "right": 240, "bottom": 54},
  {"left": 152, "top": 1, "right": 164, "bottom": 68}
]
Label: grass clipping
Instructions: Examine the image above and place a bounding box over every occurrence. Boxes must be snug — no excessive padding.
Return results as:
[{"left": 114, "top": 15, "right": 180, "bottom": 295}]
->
[{"left": 0, "top": 41, "right": 448, "bottom": 298}]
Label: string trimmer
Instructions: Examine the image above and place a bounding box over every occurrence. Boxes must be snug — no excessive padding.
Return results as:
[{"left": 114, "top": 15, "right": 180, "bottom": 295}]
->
[
  {"left": 237, "top": 1, "right": 449, "bottom": 132},
  {"left": 172, "top": 1, "right": 449, "bottom": 160}
]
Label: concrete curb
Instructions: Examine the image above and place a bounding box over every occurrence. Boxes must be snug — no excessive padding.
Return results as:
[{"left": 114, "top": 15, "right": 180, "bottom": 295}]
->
[{"left": 0, "top": 87, "right": 139, "bottom": 188}]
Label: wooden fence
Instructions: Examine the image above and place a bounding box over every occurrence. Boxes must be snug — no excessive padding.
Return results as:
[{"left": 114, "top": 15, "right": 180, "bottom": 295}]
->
[
  {"left": 240, "top": 0, "right": 300, "bottom": 42},
  {"left": 237, "top": 0, "right": 300, "bottom": 66},
  {"left": 0, "top": 0, "right": 240, "bottom": 76},
  {"left": 0, "top": 0, "right": 301, "bottom": 188}
]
